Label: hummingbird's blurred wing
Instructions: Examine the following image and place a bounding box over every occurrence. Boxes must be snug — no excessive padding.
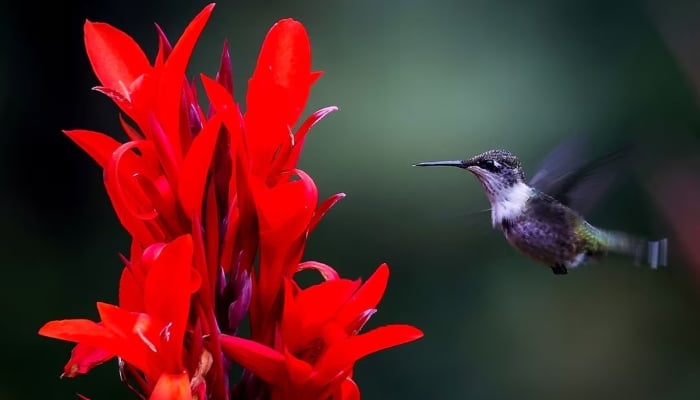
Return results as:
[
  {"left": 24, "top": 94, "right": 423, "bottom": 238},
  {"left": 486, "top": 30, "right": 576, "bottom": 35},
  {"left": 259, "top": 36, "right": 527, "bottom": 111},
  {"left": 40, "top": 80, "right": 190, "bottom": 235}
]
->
[{"left": 529, "top": 136, "right": 631, "bottom": 216}]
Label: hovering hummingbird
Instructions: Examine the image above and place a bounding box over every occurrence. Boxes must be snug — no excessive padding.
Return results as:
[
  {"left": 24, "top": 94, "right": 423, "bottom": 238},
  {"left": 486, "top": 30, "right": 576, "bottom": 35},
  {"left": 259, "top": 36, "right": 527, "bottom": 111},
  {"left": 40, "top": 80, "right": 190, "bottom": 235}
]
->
[{"left": 414, "top": 142, "right": 667, "bottom": 275}]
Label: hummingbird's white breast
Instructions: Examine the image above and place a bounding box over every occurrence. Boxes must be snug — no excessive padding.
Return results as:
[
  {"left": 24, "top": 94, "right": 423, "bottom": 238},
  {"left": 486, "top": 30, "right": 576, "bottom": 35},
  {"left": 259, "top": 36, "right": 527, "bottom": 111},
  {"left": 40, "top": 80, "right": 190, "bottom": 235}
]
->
[{"left": 484, "top": 181, "right": 532, "bottom": 227}]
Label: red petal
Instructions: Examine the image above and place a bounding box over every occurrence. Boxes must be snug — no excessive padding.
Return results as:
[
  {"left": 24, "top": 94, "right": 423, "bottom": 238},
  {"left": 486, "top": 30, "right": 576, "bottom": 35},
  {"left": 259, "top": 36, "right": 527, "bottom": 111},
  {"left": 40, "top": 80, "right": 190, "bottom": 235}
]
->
[
  {"left": 132, "top": 174, "right": 181, "bottom": 234},
  {"left": 295, "top": 261, "right": 340, "bottom": 281},
  {"left": 149, "top": 373, "right": 192, "bottom": 400},
  {"left": 92, "top": 86, "right": 133, "bottom": 117},
  {"left": 245, "top": 19, "right": 315, "bottom": 174},
  {"left": 39, "top": 318, "right": 110, "bottom": 342},
  {"left": 39, "top": 310, "right": 152, "bottom": 376},
  {"left": 104, "top": 141, "right": 162, "bottom": 244},
  {"left": 308, "top": 192, "right": 345, "bottom": 233},
  {"left": 143, "top": 235, "right": 198, "bottom": 370},
  {"left": 147, "top": 114, "right": 181, "bottom": 184},
  {"left": 201, "top": 74, "right": 236, "bottom": 114},
  {"left": 118, "top": 266, "right": 143, "bottom": 312},
  {"left": 154, "top": 23, "right": 173, "bottom": 67},
  {"left": 61, "top": 343, "right": 114, "bottom": 378},
  {"left": 84, "top": 20, "right": 151, "bottom": 96},
  {"left": 95, "top": 303, "right": 139, "bottom": 337},
  {"left": 336, "top": 377, "right": 360, "bottom": 400},
  {"left": 335, "top": 264, "right": 389, "bottom": 329},
  {"left": 96, "top": 303, "right": 161, "bottom": 377},
  {"left": 178, "top": 115, "right": 222, "bottom": 216},
  {"left": 119, "top": 115, "right": 143, "bottom": 141},
  {"left": 249, "top": 19, "right": 313, "bottom": 128},
  {"left": 314, "top": 324, "right": 424, "bottom": 382},
  {"left": 64, "top": 129, "right": 121, "bottom": 169},
  {"left": 255, "top": 169, "right": 318, "bottom": 241},
  {"left": 283, "top": 279, "right": 360, "bottom": 353},
  {"left": 156, "top": 3, "right": 215, "bottom": 162},
  {"left": 219, "top": 334, "right": 286, "bottom": 384},
  {"left": 141, "top": 242, "right": 166, "bottom": 265},
  {"left": 216, "top": 41, "right": 234, "bottom": 94},
  {"left": 285, "top": 106, "right": 338, "bottom": 170},
  {"left": 283, "top": 349, "right": 313, "bottom": 387}
]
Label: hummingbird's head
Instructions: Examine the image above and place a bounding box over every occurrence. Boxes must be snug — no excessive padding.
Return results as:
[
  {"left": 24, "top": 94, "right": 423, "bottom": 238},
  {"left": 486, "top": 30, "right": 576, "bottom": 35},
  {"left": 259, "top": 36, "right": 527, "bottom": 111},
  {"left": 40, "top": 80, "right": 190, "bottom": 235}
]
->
[{"left": 414, "top": 149, "right": 525, "bottom": 200}]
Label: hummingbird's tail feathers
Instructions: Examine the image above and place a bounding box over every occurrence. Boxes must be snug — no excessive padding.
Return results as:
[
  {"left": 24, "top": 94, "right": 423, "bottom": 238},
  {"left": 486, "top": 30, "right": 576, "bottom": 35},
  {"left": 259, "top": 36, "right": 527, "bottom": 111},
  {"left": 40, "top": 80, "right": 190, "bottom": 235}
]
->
[
  {"left": 604, "top": 232, "right": 668, "bottom": 269},
  {"left": 644, "top": 238, "right": 668, "bottom": 269}
]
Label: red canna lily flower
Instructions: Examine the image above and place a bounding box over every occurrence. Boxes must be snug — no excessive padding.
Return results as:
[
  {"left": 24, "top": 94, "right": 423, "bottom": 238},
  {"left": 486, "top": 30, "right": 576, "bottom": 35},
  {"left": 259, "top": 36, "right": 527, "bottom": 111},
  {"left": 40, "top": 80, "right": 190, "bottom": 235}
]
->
[
  {"left": 220, "top": 264, "right": 424, "bottom": 400},
  {"left": 39, "top": 235, "right": 200, "bottom": 398},
  {"left": 40, "top": 4, "right": 422, "bottom": 399}
]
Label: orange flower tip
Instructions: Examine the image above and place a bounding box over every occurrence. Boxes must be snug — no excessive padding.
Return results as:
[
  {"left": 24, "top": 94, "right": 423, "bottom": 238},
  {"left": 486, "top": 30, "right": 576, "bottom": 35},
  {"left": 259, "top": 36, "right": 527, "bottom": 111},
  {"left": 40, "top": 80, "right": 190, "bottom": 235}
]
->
[{"left": 150, "top": 373, "right": 193, "bottom": 400}]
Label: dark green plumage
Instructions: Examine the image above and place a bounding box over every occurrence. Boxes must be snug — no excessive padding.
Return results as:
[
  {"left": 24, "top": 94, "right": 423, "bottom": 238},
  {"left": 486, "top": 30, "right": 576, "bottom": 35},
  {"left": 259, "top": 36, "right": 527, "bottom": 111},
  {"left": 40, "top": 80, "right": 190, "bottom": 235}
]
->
[{"left": 500, "top": 189, "right": 623, "bottom": 274}]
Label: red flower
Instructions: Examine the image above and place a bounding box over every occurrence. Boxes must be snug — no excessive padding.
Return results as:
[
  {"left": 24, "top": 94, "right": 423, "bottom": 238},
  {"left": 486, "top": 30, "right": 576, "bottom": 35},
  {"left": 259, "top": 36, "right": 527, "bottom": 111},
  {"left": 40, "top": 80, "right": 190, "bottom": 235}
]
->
[
  {"left": 220, "top": 264, "right": 424, "bottom": 400},
  {"left": 39, "top": 4, "right": 422, "bottom": 399},
  {"left": 39, "top": 235, "right": 200, "bottom": 398}
]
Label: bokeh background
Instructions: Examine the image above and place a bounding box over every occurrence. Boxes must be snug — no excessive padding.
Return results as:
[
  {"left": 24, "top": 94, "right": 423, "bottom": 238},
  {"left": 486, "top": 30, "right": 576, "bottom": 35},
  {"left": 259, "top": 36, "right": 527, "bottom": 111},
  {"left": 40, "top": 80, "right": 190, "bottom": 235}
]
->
[{"left": 4, "top": 0, "right": 700, "bottom": 399}]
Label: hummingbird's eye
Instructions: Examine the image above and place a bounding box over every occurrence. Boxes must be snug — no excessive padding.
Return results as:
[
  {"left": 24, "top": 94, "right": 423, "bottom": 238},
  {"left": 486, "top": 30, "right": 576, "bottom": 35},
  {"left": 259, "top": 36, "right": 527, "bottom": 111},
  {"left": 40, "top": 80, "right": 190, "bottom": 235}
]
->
[{"left": 478, "top": 159, "right": 500, "bottom": 172}]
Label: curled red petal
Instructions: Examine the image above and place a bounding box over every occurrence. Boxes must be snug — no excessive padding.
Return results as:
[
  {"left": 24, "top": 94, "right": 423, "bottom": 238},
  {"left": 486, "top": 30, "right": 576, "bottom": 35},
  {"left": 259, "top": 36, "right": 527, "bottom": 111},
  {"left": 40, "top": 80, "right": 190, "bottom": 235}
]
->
[
  {"left": 296, "top": 261, "right": 340, "bottom": 281},
  {"left": 285, "top": 106, "right": 338, "bottom": 170},
  {"left": 105, "top": 141, "right": 163, "bottom": 244},
  {"left": 219, "top": 335, "right": 287, "bottom": 384},
  {"left": 132, "top": 174, "right": 181, "bottom": 234},
  {"left": 63, "top": 129, "right": 121, "bottom": 169},
  {"left": 308, "top": 192, "right": 345, "bottom": 233},
  {"left": 149, "top": 373, "right": 192, "bottom": 400},
  {"left": 84, "top": 20, "right": 151, "bottom": 97}
]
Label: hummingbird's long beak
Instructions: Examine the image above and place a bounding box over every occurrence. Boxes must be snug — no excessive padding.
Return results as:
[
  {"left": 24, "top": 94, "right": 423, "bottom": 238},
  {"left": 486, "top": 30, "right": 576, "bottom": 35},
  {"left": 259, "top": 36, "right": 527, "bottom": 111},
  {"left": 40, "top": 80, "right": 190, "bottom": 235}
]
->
[{"left": 412, "top": 160, "right": 466, "bottom": 168}]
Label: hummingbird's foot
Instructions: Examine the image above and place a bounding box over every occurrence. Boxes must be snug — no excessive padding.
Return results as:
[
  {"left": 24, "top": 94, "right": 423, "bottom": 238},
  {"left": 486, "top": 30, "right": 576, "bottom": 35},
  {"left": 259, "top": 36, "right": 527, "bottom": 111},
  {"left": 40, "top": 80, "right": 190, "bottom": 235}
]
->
[{"left": 551, "top": 265, "right": 568, "bottom": 275}]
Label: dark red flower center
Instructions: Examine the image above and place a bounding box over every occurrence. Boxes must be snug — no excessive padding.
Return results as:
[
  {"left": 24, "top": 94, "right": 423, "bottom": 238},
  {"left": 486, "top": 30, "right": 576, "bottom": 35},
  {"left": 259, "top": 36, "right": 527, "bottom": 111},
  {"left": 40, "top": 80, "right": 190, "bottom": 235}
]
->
[{"left": 296, "top": 337, "right": 325, "bottom": 364}]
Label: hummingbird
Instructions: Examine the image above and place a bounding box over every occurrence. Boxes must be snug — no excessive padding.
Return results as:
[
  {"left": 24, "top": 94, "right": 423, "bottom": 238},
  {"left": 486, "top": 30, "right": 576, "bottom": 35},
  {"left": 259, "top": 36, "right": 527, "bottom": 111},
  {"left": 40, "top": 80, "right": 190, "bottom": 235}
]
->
[{"left": 414, "top": 143, "right": 667, "bottom": 275}]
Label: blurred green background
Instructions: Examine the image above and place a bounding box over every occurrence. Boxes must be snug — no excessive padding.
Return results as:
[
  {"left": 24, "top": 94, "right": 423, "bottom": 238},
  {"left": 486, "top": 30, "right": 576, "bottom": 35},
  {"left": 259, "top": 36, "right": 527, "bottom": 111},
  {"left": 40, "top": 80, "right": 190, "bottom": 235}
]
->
[{"left": 4, "top": 0, "right": 700, "bottom": 399}]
